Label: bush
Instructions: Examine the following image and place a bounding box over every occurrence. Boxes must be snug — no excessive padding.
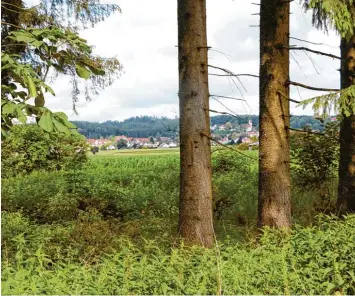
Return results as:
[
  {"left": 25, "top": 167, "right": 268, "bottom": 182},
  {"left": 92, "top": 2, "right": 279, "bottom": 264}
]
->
[
  {"left": 291, "top": 122, "right": 339, "bottom": 212},
  {"left": 2, "top": 214, "right": 354, "bottom": 295},
  {"left": 1, "top": 125, "right": 88, "bottom": 178},
  {"left": 1, "top": 155, "right": 180, "bottom": 223},
  {"left": 212, "top": 150, "right": 258, "bottom": 224}
]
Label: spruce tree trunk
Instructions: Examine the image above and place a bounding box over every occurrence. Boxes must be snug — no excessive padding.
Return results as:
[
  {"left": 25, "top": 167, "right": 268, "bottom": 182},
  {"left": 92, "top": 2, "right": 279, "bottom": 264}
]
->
[
  {"left": 177, "top": 0, "right": 214, "bottom": 247},
  {"left": 337, "top": 35, "right": 355, "bottom": 213},
  {"left": 258, "top": 0, "right": 292, "bottom": 228}
]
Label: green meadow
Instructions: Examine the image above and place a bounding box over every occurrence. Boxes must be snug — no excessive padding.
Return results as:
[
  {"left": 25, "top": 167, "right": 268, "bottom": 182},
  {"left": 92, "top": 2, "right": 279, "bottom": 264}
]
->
[{"left": 2, "top": 148, "right": 354, "bottom": 294}]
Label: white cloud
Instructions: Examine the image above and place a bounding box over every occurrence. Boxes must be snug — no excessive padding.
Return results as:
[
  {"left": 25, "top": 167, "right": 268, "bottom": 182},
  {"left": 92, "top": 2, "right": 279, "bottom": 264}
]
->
[{"left": 41, "top": 0, "right": 341, "bottom": 122}]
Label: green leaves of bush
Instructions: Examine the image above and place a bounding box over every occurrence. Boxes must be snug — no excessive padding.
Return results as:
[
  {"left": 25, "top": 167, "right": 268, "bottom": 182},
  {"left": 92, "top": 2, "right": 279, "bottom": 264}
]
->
[{"left": 2, "top": 214, "right": 355, "bottom": 295}]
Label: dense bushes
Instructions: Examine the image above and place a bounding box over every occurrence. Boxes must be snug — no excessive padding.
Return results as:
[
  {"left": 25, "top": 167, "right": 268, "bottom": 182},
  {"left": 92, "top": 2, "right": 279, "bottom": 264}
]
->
[
  {"left": 2, "top": 149, "right": 354, "bottom": 294},
  {"left": 2, "top": 149, "right": 332, "bottom": 227},
  {"left": 212, "top": 150, "right": 258, "bottom": 224},
  {"left": 1, "top": 125, "right": 88, "bottom": 178},
  {"left": 1, "top": 155, "right": 180, "bottom": 223},
  {"left": 291, "top": 122, "right": 339, "bottom": 213},
  {"left": 2, "top": 214, "right": 354, "bottom": 295},
  {"left": 2, "top": 152, "right": 260, "bottom": 225}
]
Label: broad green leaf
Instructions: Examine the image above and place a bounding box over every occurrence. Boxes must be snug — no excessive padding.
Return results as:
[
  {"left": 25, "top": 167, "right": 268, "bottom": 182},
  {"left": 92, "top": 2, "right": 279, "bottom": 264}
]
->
[
  {"left": 38, "top": 111, "right": 54, "bottom": 132},
  {"left": 15, "top": 105, "right": 27, "bottom": 124},
  {"left": 2, "top": 103, "right": 16, "bottom": 115},
  {"left": 54, "top": 112, "right": 68, "bottom": 121},
  {"left": 30, "top": 40, "right": 43, "bottom": 48},
  {"left": 1, "top": 53, "right": 9, "bottom": 62},
  {"left": 12, "top": 91, "right": 28, "bottom": 99},
  {"left": 10, "top": 31, "right": 36, "bottom": 43},
  {"left": 31, "top": 29, "right": 47, "bottom": 36},
  {"left": 54, "top": 112, "right": 77, "bottom": 129},
  {"left": 52, "top": 118, "right": 69, "bottom": 133},
  {"left": 25, "top": 75, "right": 37, "bottom": 98},
  {"left": 43, "top": 84, "right": 55, "bottom": 96},
  {"left": 89, "top": 66, "right": 105, "bottom": 76},
  {"left": 64, "top": 121, "right": 77, "bottom": 129},
  {"left": 35, "top": 91, "right": 45, "bottom": 107},
  {"left": 75, "top": 64, "right": 91, "bottom": 80}
]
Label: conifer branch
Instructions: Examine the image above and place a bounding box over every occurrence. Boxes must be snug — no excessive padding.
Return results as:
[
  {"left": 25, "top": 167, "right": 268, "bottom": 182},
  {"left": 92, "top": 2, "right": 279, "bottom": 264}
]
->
[
  {"left": 283, "top": 46, "right": 341, "bottom": 60},
  {"left": 209, "top": 73, "right": 259, "bottom": 78},
  {"left": 287, "top": 81, "right": 340, "bottom": 92}
]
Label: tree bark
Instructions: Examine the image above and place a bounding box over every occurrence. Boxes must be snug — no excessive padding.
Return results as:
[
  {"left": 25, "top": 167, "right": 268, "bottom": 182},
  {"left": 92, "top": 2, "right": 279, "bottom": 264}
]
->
[
  {"left": 337, "top": 34, "right": 355, "bottom": 214},
  {"left": 258, "top": 0, "right": 292, "bottom": 228},
  {"left": 177, "top": 0, "right": 214, "bottom": 247}
]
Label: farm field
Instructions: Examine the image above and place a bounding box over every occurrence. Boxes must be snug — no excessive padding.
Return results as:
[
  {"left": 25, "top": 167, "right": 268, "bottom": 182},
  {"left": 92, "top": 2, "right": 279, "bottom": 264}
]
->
[{"left": 91, "top": 147, "right": 180, "bottom": 157}]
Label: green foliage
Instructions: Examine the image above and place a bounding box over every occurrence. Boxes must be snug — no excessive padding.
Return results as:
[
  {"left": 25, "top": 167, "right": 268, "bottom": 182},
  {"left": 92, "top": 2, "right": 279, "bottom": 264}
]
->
[
  {"left": 117, "top": 138, "right": 128, "bottom": 149},
  {"left": 2, "top": 214, "right": 355, "bottom": 295},
  {"left": 212, "top": 150, "right": 258, "bottom": 223},
  {"left": 2, "top": 150, "right": 349, "bottom": 294},
  {"left": 291, "top": 122, "right": 339, "bottom": 210},
  {"left": 303, "top": 0, "right": 355, "bottom": 39},
  {"left": 1, "top": 124, "right": 88, "bottom": 178},
  {"left": 1, "top": 155, "right": 180, "bottom": 223},
  {"left": 1, "top": 1, "right": 122, "bottom": 133},
  {"left": 299, "top": 85, "right": 355, "bottom": 118}
]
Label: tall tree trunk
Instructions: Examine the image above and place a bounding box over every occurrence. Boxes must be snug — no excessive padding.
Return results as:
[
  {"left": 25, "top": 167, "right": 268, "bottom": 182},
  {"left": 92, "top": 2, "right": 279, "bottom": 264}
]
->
[
  {"left": 337, "top": 34, "right": 355, "bottom": 214},
  {"left": 258, "top": 0, "right": 291, "bottom": 228},
  {"left": 177, "top": 0, "right": 214, "bottom": 247}
]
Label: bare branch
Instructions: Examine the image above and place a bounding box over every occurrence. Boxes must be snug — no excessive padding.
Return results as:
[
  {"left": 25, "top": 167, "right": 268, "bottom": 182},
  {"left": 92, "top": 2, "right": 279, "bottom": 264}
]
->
[
  {"left": 284, "top": 46, "right": 341, "bottom": 60},
  {"left": 208, "top": 64, "right": 247, "bottom": 97},
  {"left": 210, "top": 94, "right": 245, "bottom": 101},
  {"left": 304, "top": 50, "right": 320, "bottom": 74},
  {"left": 208, "top": 49, "right": 232, "bottom": 62},
  {"left": 287, "top": 81, "right": 340, "bottom": 92},
  {"left": 200, "top": 132, "right": 258, "bottom": 160},
  {"left": 209, "top": 73, "right": 259, "bottom": 78},
  {"left": 1, "top": 21, "right": 22, "bottom": 29},
  {"left": 289, "top": 36, "right": 337, "bottom": 48},
  {"left": 290, "top": 52, "right": 307, "bottom": 77},
  {"left": 204, "top": 108, "right": 241, "bottom": 120},
  {"left": 276, "top": 91, "right": 301, "bottom": 103},
  {"left": 210, "top": 96, "right": 242, "bottom": 119},
  {"left": 289, "top": 127, "right": 325, "bottom": 135}
]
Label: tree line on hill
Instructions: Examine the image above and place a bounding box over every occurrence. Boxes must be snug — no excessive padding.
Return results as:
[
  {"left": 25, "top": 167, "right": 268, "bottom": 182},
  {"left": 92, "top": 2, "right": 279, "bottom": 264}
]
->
[{"left": 72, "top": 115, "right": 326, "bottom": 139}]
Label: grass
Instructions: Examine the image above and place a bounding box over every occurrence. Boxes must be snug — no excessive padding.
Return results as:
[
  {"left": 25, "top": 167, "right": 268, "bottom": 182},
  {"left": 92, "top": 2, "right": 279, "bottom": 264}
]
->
[
  {"left": 90, "top": 148, "right": 180, "bottom": 157},
  {"left": 90, "top": 146, "right": 259, "bottom": 159},
  {"left": 2, "top": 213, "right": 355, "bottom": 295},
  {"left": 2, "top": 147, "right": 348, "bottom": 295}
]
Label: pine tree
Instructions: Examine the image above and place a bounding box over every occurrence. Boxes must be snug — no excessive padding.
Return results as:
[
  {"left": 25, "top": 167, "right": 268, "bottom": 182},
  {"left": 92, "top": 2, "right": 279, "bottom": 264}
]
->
[
  {"left": 177, "top": 0, "right": 215, "bottom": 246},
  {"left": 258, "top": 0, "right": 292, "bottom": 228},
  {"left": 303, "top": 0, "right": 355, "bottom": 213}
]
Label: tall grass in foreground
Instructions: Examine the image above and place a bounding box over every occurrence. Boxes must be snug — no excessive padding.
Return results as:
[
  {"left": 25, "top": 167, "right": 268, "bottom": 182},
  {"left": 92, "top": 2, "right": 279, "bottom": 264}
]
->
[
  {"left": 2, "top": 214, "right": 354, "bottom": 295},
  {"left": 2, "top": 150, "right": 349, "bottom": 295}
]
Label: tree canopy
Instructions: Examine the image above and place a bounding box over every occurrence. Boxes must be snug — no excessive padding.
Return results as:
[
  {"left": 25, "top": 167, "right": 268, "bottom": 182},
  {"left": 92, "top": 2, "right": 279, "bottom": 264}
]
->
[{"left": 1, "top": 0, "right": 122, "bottom": 135}]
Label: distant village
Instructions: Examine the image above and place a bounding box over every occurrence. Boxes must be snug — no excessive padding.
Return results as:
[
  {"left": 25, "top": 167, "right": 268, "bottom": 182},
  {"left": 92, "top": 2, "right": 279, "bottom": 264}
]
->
[
  {"left": 87, "top": 120, "right": 259, "bottom": 150},
  {"left": 87, "top": 135, "right": 178, "bottom": 150}
]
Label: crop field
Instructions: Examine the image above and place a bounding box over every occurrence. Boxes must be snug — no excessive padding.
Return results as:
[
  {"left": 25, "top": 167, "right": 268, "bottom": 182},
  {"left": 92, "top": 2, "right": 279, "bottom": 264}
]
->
[{"left": 90, "top": 148, "right": 180, "bottom": 157}]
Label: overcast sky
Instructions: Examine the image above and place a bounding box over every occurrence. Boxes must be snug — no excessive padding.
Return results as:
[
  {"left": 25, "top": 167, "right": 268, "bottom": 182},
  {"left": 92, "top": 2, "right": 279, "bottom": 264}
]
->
[{"left": 42, "top": 0, "right": 341, "bottom": 122}]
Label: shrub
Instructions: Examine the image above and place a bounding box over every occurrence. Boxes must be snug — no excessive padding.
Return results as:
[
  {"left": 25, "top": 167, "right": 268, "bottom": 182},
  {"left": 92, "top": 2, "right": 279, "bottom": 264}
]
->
[
  {"left": 1, "top": 155, "right": 180, "bottom": 223},
  {"left": 291, "top": 122, "right": 339, "bottom": 212},
  {"left": 2, "top": 214, "right": 354, "bottom": 295},
  {"left": 212, "top": 150, "right": 258, "bottom": 224},
  {"left": 1, "top": 125, "right": 88, "bottom": 178}
]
